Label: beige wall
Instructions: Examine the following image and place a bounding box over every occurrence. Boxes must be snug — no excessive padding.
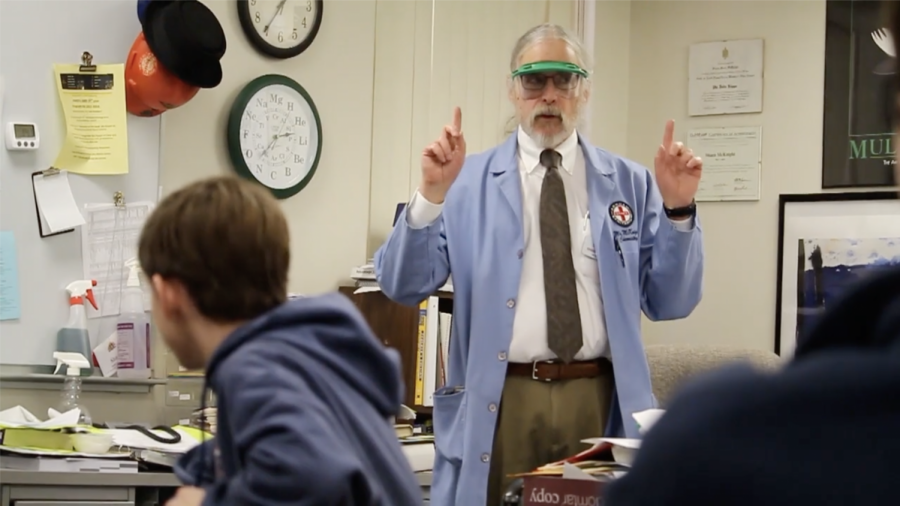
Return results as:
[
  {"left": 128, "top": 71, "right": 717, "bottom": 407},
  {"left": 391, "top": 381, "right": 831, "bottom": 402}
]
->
[{"left": 625, "top": 0, "right": 828, "bottom": 351}]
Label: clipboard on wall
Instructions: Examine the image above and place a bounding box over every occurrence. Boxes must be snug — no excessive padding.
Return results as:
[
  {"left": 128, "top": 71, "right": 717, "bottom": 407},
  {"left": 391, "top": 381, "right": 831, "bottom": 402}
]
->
[{"left": 31, "top": 167, "right": 73, "bottom": 238}]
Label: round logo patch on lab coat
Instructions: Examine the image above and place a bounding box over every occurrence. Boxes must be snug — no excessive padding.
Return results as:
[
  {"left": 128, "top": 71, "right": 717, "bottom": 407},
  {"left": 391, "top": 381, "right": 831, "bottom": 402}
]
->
[{"left": 609, "top": 201, "right": 634, "bottom": 227}]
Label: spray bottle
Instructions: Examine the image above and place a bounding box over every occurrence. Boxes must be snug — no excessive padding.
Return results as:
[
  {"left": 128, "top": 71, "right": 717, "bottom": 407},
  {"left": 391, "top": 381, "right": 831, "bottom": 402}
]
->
[
  {"left": 56, "top": 280, "right": 98, "bottom": 361},
  {"left": 53, "top": 352, "right": 92, "bottom": 425},
  {"left": 116, "top": 258, "right": 150, "bottom": 379}
]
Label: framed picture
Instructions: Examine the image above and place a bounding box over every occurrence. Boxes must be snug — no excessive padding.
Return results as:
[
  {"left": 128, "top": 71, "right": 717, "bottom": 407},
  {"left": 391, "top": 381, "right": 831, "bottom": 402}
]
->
[
  {"left": 774, "top": 191, "right": 900, "bottom": 356},
  {"left": 822, "top": 0, "right": 897, "bottom": 188}
]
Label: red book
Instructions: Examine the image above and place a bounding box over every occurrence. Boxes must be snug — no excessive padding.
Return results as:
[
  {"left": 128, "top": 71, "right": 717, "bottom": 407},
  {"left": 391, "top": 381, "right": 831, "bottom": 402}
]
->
[{"left": 521, "top": 475, "right": 608, "bottom": 505}]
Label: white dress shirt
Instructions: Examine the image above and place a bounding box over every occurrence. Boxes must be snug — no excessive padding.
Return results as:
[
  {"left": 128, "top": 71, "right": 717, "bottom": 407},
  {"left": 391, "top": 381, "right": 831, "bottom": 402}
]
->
[{"left": 406, "top": 128, "right": 690, "bottom": 363}]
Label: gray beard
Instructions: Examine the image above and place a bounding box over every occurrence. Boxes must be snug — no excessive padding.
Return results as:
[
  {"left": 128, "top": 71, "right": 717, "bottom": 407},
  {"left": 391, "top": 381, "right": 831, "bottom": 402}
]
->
[{"left": 520, "top": 103, "right": 584, "bottom": 148}]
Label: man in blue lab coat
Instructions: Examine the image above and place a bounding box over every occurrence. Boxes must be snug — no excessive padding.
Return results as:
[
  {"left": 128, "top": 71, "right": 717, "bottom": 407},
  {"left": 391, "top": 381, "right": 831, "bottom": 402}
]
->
[{"left": 374, "top": 23, "right": 705, "bottom": 506}]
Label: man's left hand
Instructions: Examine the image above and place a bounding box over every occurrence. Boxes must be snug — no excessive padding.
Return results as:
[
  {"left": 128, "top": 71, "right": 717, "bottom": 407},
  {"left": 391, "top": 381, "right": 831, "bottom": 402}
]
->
[
  {"left": 166, "top": 486, "right": 206, "bottom": 506},
  {"left": 654, "top": 119, "right": 703, "bottom": 209}
]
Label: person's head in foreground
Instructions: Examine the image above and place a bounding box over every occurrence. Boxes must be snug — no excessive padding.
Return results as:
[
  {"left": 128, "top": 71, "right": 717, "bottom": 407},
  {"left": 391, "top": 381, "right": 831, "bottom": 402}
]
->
[
  {"left": 138, "top": 176, "right": 289, "bottom": 370},
  {"left": 509, "top": 23, "right": 591, "bottom": 148}
]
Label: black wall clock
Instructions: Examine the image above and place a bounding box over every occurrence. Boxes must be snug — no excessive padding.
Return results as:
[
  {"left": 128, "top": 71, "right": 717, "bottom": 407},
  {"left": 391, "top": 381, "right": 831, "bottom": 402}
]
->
[
  {"left": 226, "top": 74, "right": 323, "bottom": 199},
  {"left": 237, "top": 0, "right": 324, "bottom": 59}
]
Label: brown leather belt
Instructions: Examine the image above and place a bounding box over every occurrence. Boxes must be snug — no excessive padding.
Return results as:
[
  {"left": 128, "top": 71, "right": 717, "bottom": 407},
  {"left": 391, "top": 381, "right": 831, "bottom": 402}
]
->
[{"left": 506, "top": 358, "right": 612, "bottom": 382}]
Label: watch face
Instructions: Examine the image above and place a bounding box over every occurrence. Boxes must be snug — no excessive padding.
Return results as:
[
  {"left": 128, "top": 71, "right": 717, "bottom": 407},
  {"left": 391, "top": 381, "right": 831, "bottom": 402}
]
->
[
  {"left": 239, "top": 0, "right": 323, "bottom": 58},
  {"left": 237, "top": 83, "right": 320, "bottom": 192}
]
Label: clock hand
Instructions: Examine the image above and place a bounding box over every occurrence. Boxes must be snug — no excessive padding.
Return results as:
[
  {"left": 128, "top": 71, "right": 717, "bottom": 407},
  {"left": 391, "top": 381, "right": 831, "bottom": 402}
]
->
[
  {"left": 261, "top": 113, "right": 291, "bottom": 158},
  {"left": 263, "top": 0, "right": 288, "bottom": 34}
]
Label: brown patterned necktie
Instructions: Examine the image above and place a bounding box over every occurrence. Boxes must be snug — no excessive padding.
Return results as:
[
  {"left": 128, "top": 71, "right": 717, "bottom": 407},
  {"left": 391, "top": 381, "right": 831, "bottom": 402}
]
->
[{"left": 539, "top": 149, "right": 583, "bottom": 363}]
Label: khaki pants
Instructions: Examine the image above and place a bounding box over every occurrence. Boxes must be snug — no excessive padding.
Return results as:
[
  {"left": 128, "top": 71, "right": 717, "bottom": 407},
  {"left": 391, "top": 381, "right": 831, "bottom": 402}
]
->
[{"left": 485, "top": 372, "right": 613, "bottom": 506}]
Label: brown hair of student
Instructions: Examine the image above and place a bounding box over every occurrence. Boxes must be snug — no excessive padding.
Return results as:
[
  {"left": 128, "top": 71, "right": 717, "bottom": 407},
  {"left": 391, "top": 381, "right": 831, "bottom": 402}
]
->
[{"left": 138, "top": 176, "right": 289, "bottom": 322}]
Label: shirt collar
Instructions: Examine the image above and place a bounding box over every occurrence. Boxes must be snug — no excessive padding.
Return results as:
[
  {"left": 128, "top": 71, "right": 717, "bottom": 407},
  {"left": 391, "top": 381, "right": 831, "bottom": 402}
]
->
[{"left": 517, "top": 127, "right": 579, "bottom": 175}]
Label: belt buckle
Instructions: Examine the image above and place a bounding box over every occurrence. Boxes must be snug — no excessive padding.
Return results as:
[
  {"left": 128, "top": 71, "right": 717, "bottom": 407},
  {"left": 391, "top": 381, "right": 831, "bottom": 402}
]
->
[{"left": 531, "top": 360, "right": 553, "bottom": 382}]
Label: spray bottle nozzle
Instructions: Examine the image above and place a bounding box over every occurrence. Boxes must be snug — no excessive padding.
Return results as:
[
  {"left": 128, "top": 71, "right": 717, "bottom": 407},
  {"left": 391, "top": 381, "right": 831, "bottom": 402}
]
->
[
  {"left": 66, "top": 279, "right": 98, "bottom": 310},
  {"left": 124, "top": 258, "right": 143, "bottom": 288},
  {"left": 53, "top": 352, "right": 91, "bottom": 376}
]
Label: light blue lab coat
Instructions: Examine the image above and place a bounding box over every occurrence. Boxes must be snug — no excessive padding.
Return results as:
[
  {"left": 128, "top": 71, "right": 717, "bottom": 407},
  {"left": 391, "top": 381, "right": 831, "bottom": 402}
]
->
[{"left": 374, "top": 133, "right": 703, "bottom": 506}]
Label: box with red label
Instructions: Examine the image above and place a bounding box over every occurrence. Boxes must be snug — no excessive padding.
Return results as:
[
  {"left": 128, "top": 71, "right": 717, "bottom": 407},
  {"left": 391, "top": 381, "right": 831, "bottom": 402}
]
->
[{"left": 521, "top": 475, "right": 607, "bottom": 505}]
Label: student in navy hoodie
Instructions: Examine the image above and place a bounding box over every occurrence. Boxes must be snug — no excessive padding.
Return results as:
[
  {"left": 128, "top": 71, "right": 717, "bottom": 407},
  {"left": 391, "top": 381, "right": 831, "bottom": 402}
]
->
[
  {"left": 603, "top": 3, "right": 900, "bottom": 504},
  {"left": 137, "top": 176, "right": 422, "bottom": 506}
]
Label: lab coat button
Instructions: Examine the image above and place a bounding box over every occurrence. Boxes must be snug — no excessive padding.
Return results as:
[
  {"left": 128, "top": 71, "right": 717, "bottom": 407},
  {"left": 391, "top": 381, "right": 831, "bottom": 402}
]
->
[
  {"left": 488, "top": 403, "right": 497, "bottom": 412},
  {"left": 517, "top": 249, "right": 523, "bottom": 259},
  {"left": 498, "top": 351, "right": 507, "bottom": 361},
  {"left": 507, "top": 299, "right": 515, "bottom": 308},
  {"left": 481, "top": 453, "right": 490, "bottom": 463}
]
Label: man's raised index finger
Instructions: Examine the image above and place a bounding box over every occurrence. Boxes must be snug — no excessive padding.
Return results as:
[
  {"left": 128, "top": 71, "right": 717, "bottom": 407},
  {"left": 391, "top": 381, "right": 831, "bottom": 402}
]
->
[
  {"left": 452, "top": 107, "right": 462, "bottom": 134},
  {"left": 662, "top": 119, "right": 675, "bottom": 148}
]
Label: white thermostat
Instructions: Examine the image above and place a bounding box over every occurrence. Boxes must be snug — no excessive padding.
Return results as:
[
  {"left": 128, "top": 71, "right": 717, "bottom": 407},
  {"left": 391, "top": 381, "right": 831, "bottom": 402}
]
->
[{"left": 5, "top": 122, "right": 39, "bottom": 151}]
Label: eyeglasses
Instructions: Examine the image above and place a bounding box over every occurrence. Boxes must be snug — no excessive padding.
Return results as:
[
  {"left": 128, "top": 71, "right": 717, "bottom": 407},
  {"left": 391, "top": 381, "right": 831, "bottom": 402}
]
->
[
  {"left": 511, "top": 60, "right": 588, "bottom": 99},
  {"left": 516, "top": 73, "right": 582, "bottom": 99}
]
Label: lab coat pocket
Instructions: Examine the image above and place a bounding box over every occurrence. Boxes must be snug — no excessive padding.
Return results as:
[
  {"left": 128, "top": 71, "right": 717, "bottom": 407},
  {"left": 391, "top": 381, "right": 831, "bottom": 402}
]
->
[
  {"left": 618, "top": 239, "right": 641, "bottom": 272},
  {"left": 432, "top": 386, "right": 467, "bottom": 465},
  {"left": 615, "top": 239, "right": 642, "bottom": 304}
]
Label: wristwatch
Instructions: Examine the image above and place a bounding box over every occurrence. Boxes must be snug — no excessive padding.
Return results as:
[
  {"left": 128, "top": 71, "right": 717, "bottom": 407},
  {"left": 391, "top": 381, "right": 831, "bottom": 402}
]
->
[{"left": 664, "top": 200, "right": 697, "bottom": 219}]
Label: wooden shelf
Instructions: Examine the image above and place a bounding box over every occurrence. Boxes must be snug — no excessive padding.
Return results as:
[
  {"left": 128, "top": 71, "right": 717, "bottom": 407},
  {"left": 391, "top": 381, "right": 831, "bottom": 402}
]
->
[{"left": 340, "top": 287, "right": 454, "bottom": 409}]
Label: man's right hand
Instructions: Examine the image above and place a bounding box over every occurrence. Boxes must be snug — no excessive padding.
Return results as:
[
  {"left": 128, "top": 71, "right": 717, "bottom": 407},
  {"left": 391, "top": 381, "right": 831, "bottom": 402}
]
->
[{"left": 419, "top": 107, "right": 466, "bottom": 204}]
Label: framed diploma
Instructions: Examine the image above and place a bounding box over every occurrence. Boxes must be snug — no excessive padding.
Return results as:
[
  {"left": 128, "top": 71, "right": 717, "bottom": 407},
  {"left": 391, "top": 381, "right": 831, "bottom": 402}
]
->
[
  {"left": 688, "top": 39, "right": 764, "bottom": 117},
  {"left": 774, "top": 191, "right": 900, "bottom": 357},
  {"left": 822, "top": 0, "right": 897, "bottom": 188}
]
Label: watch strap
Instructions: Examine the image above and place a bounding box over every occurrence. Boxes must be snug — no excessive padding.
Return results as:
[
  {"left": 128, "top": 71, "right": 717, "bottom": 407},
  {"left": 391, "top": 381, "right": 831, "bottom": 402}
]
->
[{"left": 664, "top": 200, "right": 697, "bottom": 219}]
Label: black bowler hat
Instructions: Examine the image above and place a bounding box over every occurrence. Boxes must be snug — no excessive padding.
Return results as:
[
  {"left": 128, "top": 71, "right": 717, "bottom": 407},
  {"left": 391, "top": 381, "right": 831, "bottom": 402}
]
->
[{"left": 141, "top": 0, "right": 226, "bottom": 89}]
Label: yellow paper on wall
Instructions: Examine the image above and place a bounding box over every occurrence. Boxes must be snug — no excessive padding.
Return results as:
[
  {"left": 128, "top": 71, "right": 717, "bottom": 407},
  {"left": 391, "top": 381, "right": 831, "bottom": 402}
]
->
[{"left": 52, "top": 63, "right": 129, "bottom": 175}]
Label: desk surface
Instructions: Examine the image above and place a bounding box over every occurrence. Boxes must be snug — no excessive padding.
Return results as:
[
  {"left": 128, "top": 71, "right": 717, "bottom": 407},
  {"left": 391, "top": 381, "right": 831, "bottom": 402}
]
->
[{"left": 0, "top": 470, "right": 181, "bottom": 487}]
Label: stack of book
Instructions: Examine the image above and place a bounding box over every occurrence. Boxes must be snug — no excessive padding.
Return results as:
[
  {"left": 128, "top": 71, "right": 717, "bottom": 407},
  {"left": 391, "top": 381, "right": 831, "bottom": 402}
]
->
[{"left": 191, "top": 407, "right": 217, "bottom": 434}]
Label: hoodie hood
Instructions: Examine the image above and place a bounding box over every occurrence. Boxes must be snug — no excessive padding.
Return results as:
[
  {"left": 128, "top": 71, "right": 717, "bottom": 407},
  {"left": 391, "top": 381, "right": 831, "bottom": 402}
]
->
[
  {"left": 206, "top": 292, "right": 404, "bottom": 419},
  {"left": 795, "top": 265, "right": 900, "bottom": 359}
]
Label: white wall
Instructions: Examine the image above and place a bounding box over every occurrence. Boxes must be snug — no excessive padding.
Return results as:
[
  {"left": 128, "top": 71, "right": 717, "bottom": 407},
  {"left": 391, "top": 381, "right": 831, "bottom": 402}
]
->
[
  {"left": 591, "top": 0, "right": 632, "bottom": 155},
  {"left": 161, "top": 0, "right": 378, "bottom": 295},
  {"left": 367, "top": 0, "right": 577, "bottom": 256},
  {"left": 626, "top": 0, "right": 828, "bottom": 351}
]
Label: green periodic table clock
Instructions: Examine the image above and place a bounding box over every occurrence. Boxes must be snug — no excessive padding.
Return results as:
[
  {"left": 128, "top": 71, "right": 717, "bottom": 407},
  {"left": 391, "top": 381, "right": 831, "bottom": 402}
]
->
[{"left": 226, "top": 74, "right": 323, "bottom": 199}]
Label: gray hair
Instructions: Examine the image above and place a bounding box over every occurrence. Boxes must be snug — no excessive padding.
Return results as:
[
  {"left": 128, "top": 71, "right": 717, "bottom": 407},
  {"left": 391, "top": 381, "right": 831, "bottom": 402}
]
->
[
  {"left": 504, "top": 24, "right": 592, "bottom": 136},
  {"left": 509, "top": 24, "right": 592, "bottom": 75}
]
